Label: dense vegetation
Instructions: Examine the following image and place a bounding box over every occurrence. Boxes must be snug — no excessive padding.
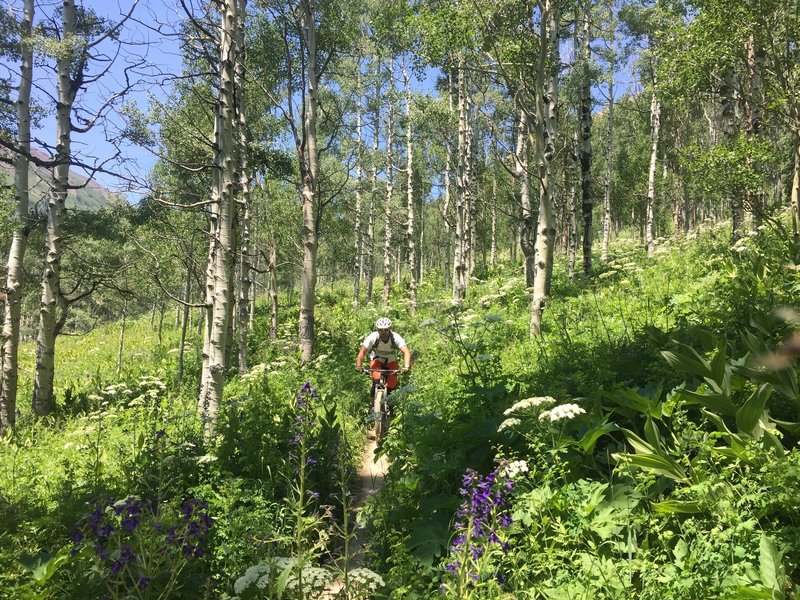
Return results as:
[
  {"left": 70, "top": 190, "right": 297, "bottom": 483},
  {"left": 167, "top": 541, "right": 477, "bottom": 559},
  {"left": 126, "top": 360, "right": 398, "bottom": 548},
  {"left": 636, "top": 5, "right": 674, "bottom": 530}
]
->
[
  {"left": 2, "top": 0, "right": 800, "bottom": 597},
  {"left": 1, "top": 215, "right": 798, "bottom": 599}
]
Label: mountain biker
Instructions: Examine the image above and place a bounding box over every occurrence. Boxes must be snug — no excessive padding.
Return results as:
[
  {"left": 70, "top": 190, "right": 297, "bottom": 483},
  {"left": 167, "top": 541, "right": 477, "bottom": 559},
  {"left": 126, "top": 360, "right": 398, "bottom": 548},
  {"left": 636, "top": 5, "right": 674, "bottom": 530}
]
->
[{"left": 354, "top": 317, "right": 411, "bottom": 396}]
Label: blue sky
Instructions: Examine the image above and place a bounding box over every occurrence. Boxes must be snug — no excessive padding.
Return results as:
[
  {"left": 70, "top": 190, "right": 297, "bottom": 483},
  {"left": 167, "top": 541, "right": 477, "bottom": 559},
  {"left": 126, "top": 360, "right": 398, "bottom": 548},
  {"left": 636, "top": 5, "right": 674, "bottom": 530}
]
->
[{"left": 28, "top": 0, "right": 184, "bottom": 203}]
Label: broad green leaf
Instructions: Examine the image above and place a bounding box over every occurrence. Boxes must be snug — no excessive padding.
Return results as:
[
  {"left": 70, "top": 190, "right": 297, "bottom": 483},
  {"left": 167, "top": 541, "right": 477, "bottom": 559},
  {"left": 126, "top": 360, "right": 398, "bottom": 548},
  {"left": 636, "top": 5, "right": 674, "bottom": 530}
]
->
[
  {"left": 674, "top": 388, "right": 737, "bottom": 416},
  {"left": 610, "top": 386, "right": 663, "bottom": 418},
  {"left": 578, "top": 420, "right": 619, "bottom": 454},
  {"left": 274, "top": 561, "right": 293, "bottom": 599},
  {"left": 759, "top": 533, "right": 785, "bottom": 598},
  {"left": 618, "top": 452, "right": 686, "bottom": 481},
  {"left": 406, "top": 518, "right": 450, "bottom": 566},
  {"left": 662, "top": 346, "right": 712, "bottom": 379},
  {"left": 644, "top": 417, "right": 664, "bottom": 453},
  {"left": 650, "top": 499, "right": 703, "bottom": 515},
  {"left": 620, "top": 428, "right": 655, "bottom": 455},
  {"left": 736, "top": 384, "right": 772, "bottom": 435},
  {"left": 710, "top": 338, "right": 729, "bottom": 393}
]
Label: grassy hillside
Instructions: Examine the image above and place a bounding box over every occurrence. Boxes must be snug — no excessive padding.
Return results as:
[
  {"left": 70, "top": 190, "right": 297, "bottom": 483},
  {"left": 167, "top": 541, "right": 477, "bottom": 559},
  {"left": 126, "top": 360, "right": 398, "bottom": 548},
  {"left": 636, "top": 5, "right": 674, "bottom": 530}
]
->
[{"left": 1, "top": 219, "right": 799, "bottom": 599}]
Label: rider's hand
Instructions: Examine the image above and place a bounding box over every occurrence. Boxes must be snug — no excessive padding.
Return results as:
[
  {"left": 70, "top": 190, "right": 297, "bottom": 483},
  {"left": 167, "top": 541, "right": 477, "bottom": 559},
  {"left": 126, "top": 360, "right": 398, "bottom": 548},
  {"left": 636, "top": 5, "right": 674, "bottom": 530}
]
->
[
  {"left": 355, "top": 364, "right": 362, "bottom": 373},
  {"left": 400, "top": 366, "right": 409, "bottom": 374}
]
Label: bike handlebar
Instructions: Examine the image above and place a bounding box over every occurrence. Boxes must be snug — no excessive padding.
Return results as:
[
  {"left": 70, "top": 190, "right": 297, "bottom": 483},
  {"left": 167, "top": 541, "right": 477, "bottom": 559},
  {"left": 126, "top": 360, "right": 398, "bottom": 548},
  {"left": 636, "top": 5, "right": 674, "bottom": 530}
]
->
[{"left": 361, "top": 367, "right": 402, "bottom": 374}]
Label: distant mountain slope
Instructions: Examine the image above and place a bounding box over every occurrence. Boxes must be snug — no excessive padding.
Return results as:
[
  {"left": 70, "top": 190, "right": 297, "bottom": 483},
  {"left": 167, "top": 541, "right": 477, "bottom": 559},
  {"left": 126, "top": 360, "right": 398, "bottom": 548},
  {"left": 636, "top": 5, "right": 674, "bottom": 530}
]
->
[{"left": 0, "top": 148, "right": 127, "bottom": 211}]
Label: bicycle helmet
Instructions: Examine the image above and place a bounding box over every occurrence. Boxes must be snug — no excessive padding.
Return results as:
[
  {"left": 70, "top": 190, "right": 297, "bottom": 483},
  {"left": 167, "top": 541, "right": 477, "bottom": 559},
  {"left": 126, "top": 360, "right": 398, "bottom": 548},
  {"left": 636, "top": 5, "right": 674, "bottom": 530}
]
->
[{"left": 375, "top": 317, "right": 392, "bottom": 330}]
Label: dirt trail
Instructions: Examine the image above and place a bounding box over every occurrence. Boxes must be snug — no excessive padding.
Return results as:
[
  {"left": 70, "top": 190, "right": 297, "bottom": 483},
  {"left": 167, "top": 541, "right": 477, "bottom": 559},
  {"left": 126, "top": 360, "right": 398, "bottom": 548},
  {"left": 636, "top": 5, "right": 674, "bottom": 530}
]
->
[{"left": 323, "top": 437, "right": 389, "bottom": 596}]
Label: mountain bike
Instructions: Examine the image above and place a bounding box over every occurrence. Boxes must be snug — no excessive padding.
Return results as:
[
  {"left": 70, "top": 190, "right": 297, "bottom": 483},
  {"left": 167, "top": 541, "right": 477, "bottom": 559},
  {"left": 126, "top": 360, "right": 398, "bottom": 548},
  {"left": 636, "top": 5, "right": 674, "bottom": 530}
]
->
[{"left": 362, "top": 368, "right": 400, "bottom": 441}]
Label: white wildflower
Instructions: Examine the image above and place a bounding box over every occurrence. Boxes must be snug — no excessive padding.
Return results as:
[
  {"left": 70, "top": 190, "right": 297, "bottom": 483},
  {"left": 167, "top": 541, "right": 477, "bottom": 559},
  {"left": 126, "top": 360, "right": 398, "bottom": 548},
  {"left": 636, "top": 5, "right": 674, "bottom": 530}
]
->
[
  {"left": 502, "top": 460, "right": 529, "bottom": 479},
  {"left": 348, "top": 567, "right": 385, "bottom": 591},
  {"left": 234, "top": 563, "right": 269, "bottom": 594},
  {"left": 498, "top": 418, "right": 521, "bottom": 432},
  {"left": 503, "top": 396, "right": 556, "bottom": 415},
  {"left": 541, "top": 403, "right": 586, "bottom": 422}
]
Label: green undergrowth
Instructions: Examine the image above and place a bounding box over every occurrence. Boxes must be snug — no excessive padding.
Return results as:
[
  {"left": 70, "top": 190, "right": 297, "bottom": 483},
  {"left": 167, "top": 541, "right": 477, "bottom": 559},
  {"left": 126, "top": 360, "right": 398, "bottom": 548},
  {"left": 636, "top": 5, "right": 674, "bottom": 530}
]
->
[{"left": 2, "top": 218, "right": 800, "bottom": 598}]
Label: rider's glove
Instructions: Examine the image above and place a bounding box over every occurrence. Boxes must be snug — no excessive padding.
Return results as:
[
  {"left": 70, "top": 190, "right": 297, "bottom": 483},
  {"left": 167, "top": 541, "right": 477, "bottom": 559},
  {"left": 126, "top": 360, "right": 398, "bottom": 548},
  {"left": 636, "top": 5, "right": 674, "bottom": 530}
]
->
[{"left": 401, "top": 366, "right": 409, "bottom": 374}]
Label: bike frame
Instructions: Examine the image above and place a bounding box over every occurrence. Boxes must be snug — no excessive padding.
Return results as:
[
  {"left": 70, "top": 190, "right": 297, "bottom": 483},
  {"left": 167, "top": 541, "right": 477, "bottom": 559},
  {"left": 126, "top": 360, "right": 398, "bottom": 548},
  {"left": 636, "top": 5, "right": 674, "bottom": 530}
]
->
[{"left": 363, "top": 368, "right": 399, "bottom": 440}]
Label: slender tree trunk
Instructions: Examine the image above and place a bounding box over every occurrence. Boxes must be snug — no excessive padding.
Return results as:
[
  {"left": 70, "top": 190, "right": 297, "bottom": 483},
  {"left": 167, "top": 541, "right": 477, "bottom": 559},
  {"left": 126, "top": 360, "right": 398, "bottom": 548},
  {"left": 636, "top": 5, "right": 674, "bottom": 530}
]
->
[
  {"left": 515, "top": 108, "right": 534, "bottom": 289},
  {"left": 34, "top": 0, "right": 78, "bottom": 415},
  {"left": 269, "top": 244, "right": 278, "bottom": 339},
  {"left": 366, "top": 60, "right": 380, "bottom": 304},
  {"left": 645, "top": 89, "right": 660, "bottom": 256},
  {"left": 0, "top": 0, "right": 34, "bottom": 430},
  {"left": 601, "top": 26, "right": 614, "bottom": 262},
  {"left": 402, "top": 59, "right": 417, "bottom": 313},
  {"left": 116, "top": 302, "right": 127, "bottom": 375},
  {"left": 530, "top": 0, "right": 559, "bottom": 336},
  {"left": 235, "top": 9, "right": 250, "bottom": 375},
  {"left": 382, "top": 59, "right": 395, "bottom": 309},
  {"left": 453, "top": 56, "right": 469, "bottom": 303},
  {"left": 353, "top": 67, "right": 364, "bottom": 306},
  {"left": 580, "top": 0, "right": 593, "bottom": 276},
  {"left": 568, "top": 130, "right": 579, "bottom": 280},
  {"left": 298, "top": 0, "right": 321, "bottom": 362},
  {"left": 792, "top": 135, "right": 800, "bottom": 246},
  {"left": 441, "top": 69, "right": 454, "bottom": 290},
  {"left": 198, "top": 0, "right": 243, "bottom": 435},
  {"left": 491, "top": 151, "right": 497, "bottom": 266},
  {"left": 177, "top": 255, "right": 192, "bottom": 386}
]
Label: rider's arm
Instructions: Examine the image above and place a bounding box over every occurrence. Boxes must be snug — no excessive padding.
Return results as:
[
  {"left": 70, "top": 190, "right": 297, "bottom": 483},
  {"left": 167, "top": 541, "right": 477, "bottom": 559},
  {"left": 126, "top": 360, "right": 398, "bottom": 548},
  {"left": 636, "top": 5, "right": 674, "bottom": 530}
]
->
[
  {"left": 400, "top": 346, "right": 411, "bottom": 370},
  {"left": 355, "top": 345, "right": 369, "bottom": 371}
]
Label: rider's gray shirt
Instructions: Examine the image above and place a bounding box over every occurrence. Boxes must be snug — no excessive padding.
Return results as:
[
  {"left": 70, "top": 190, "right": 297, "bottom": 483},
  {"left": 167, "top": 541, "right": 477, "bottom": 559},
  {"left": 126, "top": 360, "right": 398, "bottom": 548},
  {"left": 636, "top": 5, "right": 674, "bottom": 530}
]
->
[{"left": 361, "top": 331, "right": 407, "bottom": 362}]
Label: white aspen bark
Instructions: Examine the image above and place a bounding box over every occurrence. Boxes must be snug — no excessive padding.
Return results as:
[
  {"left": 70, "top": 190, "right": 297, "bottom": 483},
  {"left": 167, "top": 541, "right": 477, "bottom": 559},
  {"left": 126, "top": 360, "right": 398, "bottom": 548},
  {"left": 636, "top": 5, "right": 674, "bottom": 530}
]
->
[
  {"left": 117, "top": 301, "right": 127, "bottom": 375},
  {"left": 366, "top": 61, "right": 380, "bottom": 304},
  {"left": 381, "top": 59, "right": 394, "bottom": 309},
  {"left": 491, "top": 156, "right": 497, "bottom": 266},
  {"left": 177, "top": 254, "right": 192, "bottom": 385},
  {"left": 467, "top": 105, "right": 478, "bottom": 279},
  {"left": 298, "top": 0, "right": 320, "bottom": 362},
  {"left": 198, "top": 0, "right": 242, "bottom": 435},
  {"left": 33, "top": 0, "right": 77, "bottom": 415},
  {"left": 269, "top": 244, "right": 278, "bottom": 339},
  {"left": 602, "top": 71, "right": 614, "bottom": 262},
  {"left": 453, "top": 56, "right": 468, "bottom": 303},
  {"left": 402, "top": 59, "right": 417, "bottom": 313},
  {"left": 580, "top": 0, "right": 593, "bottom": 276},
  {"left": 235, "top": 2, "right": 250, "bottom": 375},
  {"left": 353, "top": 67, "right": 363, "bottom": 306},
  {"left": 792, "top": 136, "right": 800, "bottom": 245},
  {"left": 515, "top": 107, "right": 534, "bottom": 288},
  {"left": 568, "top": 130, "right": 579, "bottom": 280},
  {"left": 645, "top": 90, "right": 660, "bottom": 256},
  {"left": 441, "top": 68, "right": 454, "bottom": 290},
  {"left": 530, "top": 0, "right": 559, "bottom": 337},
  {"left": 1, "top": 0, "right": 34, "bottom": 430}
]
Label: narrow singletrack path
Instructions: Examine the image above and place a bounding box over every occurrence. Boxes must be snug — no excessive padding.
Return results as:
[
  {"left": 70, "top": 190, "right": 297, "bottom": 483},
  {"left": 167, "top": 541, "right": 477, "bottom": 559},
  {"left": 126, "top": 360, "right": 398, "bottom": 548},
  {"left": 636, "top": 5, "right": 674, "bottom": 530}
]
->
[{"left": 323, "top": 437, "right": 389, "bottom": 596}]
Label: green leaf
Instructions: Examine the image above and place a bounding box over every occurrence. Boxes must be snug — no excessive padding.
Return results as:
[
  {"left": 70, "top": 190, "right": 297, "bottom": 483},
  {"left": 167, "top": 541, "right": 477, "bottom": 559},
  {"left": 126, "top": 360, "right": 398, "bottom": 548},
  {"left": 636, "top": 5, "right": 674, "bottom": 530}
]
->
[
  {"left": 674, "top": 388, "right": 737, "bottom": 416},
  {"left": 620, "top": 428, "right": 655, "bottom": 455},
  {"left": 274, "top": 561, "right": 293, "bottom": 599},
  {"left": 710, "top": 338, "right": 729, "bottom": 393},
  {"left": 644, "top": 417, "right": 664, "bottom": 453},
  {"left": 650, "top": 499, "right": 703, "bottom": 515},
  {"left": 406, "top": 518, "right": 450, "bottom": 567},
  {"left": 759, "top": 533, "right": 785, "bottom": 598},
  {"left": 662, "top": 346, "right": 712, "bottom": 379},
  {"left": 618, "top": 452, "right": 687, "bottom": 481},
  {"left": 19, "top": 548, "right": 70, "bottom": 584},
  {"left": 578, "top": 420, "right": 619, "bottom": 454},
  {"left": 736, "top": 384, "right": 772, "bottom": 435},
  {"left": 610, "top": 386, "right": 663, "bottom": 418}
]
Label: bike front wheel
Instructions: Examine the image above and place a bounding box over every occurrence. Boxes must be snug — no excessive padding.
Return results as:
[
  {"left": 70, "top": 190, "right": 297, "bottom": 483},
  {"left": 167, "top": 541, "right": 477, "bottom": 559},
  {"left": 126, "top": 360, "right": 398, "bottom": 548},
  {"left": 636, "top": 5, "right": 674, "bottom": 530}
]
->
[{"left": 373, "top": 387, "right": 385, "bottom": 440}]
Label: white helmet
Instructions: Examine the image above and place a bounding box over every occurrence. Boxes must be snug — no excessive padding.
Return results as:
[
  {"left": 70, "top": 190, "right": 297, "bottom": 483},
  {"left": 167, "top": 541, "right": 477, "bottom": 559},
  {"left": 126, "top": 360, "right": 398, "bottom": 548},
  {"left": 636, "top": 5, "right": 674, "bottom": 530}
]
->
[{"left": 375, "top": 317, "right": 392, "bottom": 329}]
